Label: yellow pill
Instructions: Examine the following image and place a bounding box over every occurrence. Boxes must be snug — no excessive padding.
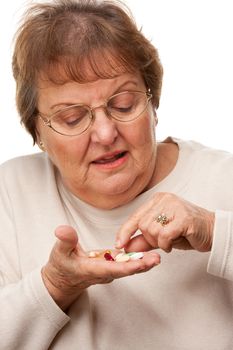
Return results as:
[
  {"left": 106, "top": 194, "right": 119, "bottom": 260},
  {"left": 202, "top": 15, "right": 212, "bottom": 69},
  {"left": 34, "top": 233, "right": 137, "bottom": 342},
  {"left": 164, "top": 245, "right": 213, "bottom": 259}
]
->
[{"left": 88, "top": 251, "right": 100, "bottom": 258}]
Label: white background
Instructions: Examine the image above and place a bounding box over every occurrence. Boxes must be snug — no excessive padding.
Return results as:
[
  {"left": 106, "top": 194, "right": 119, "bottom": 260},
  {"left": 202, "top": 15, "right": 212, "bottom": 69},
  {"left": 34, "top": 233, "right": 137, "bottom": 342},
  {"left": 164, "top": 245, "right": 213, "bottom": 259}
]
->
[{"left": 1, "top": 0, "right": 233, "bottom": 164}]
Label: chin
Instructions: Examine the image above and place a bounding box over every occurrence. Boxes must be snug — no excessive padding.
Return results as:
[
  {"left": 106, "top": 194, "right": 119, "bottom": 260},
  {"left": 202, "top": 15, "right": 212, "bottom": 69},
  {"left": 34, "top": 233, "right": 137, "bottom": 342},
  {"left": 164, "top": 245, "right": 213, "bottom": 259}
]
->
[
  {"left": 82, "top": 176, "right": 140, "bottom": 209},
  {"left": 99, "top": 183, "right": 129, "bottom": 196},
  {"left": 95, "top": 174, "right": 137, "bottom": 196}
]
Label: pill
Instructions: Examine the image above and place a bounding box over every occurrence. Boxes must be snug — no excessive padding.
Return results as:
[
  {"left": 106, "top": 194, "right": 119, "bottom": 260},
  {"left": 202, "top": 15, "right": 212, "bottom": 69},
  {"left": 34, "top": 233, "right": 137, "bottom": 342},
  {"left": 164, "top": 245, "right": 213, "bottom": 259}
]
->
[
  {"left": 115, "top": 252, "right": 124, "bottom": 260},
  {"left": 104, "top": 252, "right": 115, "bottom": 261},
  {"left": 99, "top": 250, "right": 111, "bottom": 257},
  {"left": 88, "top": 251, "right": 99, "bottom": 258},
  {"left": 128, "top": 252, "right": 144, "bottom": 260},
  {"left": 115, "top": 253, "right": 130, "bottom": 262}
]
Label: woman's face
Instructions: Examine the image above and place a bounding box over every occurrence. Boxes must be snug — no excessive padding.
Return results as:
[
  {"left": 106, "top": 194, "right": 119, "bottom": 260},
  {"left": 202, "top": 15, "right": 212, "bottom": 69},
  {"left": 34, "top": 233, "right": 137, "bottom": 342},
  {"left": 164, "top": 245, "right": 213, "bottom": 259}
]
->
[{"left": 36, "top": 71, "right": 158, "bottom": 208}]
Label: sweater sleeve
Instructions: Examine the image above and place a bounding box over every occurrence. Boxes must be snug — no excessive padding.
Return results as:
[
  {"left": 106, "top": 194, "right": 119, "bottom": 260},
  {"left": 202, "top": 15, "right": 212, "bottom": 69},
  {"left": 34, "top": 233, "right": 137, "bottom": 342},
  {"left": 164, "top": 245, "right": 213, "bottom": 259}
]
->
[
  {"left": 0, "top": 269, "right": 70, "bottom": 350},
  {"left": 207, "top": 210, "right": 233, "bottom": 281},
  {"left": 0, "top": 162, "right": 70, "bottom": 349}
]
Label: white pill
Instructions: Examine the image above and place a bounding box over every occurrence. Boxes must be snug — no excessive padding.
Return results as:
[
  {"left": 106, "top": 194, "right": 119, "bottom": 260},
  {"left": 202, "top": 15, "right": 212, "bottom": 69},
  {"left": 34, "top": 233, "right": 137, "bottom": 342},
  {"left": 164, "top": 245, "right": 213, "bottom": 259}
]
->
[
  {"left": 128, "top": 252, "right": 144, "bottom": 260},
  {"left": 115, "top": 253, "right": 130, "bottom": 262}
]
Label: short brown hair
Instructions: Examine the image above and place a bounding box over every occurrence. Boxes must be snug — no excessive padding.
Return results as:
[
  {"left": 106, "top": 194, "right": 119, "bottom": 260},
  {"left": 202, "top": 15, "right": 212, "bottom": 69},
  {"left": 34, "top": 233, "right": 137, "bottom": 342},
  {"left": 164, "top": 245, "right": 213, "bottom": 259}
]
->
[{"left": 12, "top": 0, "right": 163, "bottom": 143}]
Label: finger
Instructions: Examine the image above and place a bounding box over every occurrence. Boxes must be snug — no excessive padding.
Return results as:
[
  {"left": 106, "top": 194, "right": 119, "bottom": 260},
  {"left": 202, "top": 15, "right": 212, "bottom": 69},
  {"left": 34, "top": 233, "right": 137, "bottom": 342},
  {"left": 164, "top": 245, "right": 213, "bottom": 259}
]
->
[
  {"left": 54, "top": 225, "right": 85, "bottom": 257},
  {"left": 112, "top": 251, "right": 161, "bottom": 278},
  {"left": 156, "top": 224, "right": 183, "bottom": 253},
  {"left": 115, "top": 217, "right": 139, "bottom": 249},
  {"left": 124, "top": 234, "right": 154, "bottom": 252},
  {"left": 172, "top": 237, "right": 193, "bottom": 250},
  {"left": 115, "top": 201, "right": 154, "bottom": 249},
  {"left": 88, "top": 251, "right": 161, "bottom": 279},
  {"left": 157, "top": 234, "right": 173, "bottom": 253}
]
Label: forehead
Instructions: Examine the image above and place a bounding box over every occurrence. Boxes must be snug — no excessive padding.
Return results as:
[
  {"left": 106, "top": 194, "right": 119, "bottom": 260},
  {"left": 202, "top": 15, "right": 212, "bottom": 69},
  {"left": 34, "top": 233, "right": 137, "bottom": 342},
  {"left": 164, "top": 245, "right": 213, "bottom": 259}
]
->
[
  {"left": 38, "top": 68, "right": 144, "bottom": 88},
  {"left": 37, "top": 70, "right": 146, "bottom": 111}
]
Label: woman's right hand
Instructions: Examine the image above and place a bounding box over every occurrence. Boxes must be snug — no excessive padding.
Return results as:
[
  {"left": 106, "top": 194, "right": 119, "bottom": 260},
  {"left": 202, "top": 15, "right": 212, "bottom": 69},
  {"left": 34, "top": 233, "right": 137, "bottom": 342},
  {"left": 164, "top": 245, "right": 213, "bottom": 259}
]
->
[{"left": 41, "top": 225, "right": 160, "bottom": 311}]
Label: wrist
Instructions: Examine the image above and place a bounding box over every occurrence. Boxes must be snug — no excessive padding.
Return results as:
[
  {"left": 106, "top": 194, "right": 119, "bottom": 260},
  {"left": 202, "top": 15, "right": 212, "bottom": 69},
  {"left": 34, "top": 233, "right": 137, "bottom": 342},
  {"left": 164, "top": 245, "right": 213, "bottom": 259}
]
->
[{"left": 41, "top": 266, "right": 84, "bottom": 311}]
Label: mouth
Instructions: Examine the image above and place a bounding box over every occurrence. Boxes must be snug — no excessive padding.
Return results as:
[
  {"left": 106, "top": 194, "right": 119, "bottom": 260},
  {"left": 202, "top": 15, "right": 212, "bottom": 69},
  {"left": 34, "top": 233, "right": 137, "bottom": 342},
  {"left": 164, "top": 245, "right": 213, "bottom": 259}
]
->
[
  {"left": 92, "top": 151, "right": 128, "bottom": 166},
  {"left": 92, "top": 151, "right": 128, "bottom": 171}
]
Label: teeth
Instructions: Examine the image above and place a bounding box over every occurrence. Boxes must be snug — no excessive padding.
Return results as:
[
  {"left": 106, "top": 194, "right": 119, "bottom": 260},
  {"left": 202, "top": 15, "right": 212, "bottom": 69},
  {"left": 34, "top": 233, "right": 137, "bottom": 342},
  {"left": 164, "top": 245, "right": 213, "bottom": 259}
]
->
[
  {"left": 96, "top": 156, "right": 118, "bottom": 164},
  {"left": 94, "top": 152, "right": 124, "bottom": 164},
  {"left": 103, "top": 156, "right": 116, "bottom": 160}
]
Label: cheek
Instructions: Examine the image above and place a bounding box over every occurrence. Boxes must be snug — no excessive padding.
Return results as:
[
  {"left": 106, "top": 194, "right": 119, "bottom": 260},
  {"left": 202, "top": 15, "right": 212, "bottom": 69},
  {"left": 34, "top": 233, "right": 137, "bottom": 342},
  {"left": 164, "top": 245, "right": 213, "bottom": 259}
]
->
[
  {"left": 42, "top": 130, "right": 88, "bottom": 170},
  {"left": 124, "top": 113, "right": 156, "bottom": 147}
]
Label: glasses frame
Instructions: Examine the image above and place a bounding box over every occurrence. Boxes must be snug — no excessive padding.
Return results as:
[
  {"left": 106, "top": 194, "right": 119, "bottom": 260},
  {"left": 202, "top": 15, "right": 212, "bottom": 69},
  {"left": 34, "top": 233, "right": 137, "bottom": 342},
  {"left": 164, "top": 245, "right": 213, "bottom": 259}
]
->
[{"left": 38, "top": 89, "right": 153, "bottom": 136}]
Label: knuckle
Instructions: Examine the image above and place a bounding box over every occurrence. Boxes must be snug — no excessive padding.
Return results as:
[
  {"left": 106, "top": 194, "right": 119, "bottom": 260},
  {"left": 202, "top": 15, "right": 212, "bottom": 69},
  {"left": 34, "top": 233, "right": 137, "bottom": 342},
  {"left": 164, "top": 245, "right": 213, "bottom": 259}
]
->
[
  {"left": 163, "top": 192, "right": 176, "bottom": 201},
  {"left": 138, "top": 219, "right": 148, "bottom": 232},
  {"left": 146, "top": 224, "right": 156, "bottom": 237},
  {"left": 129, "top": 212, "right": 141, "bottom": 223},
  {"left": 158, "top": 238, "right": 172, "bottom": 252},
  {"left": 152, "top": 191, "right": 177, "bottom": 204},
  {"left": 151, "top": 192, "right": 162, "bottom": 203}
]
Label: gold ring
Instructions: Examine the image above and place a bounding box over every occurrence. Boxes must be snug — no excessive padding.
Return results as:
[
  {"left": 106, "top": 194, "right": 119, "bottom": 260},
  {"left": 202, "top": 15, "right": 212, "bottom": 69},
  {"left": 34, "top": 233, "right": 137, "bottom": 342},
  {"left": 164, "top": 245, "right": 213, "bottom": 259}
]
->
[{"left": 156, "top": 213, "right": 169, "bottom": 226}]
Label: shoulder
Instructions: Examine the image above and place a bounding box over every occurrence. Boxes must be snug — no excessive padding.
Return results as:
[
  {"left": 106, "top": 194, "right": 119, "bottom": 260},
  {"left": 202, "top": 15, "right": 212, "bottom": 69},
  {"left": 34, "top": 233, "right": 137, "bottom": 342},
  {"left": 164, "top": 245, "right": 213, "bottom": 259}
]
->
[
  {"left": 164, "top": 136, "right": 233, "bottom": 188},
  {"left": 174, "top": 137, "right": 233, "bottom": 195},
  {"left": 168, "top": 136, "right": 233, "bottom": 165},
  {"left": 0, "top": 152, "right": 55, "bottom": 188},
  {"left": 1, "top": 152, "right": 48, "bottom": 170},
  {"left": 160, "top": 137, "right": 233, "bottom": 209}
]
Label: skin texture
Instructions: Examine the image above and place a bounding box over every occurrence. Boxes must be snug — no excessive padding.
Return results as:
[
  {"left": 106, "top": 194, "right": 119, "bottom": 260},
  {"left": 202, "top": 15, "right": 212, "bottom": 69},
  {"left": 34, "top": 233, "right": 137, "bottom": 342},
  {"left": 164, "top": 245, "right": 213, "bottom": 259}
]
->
[
  {"left": 42, "top": 226, "right": 161, "bottom": 311},
  {"left": 115, "top": 192, "right": 215, "bottom": 253},
  {"left": 37, "top": 71, "right": 215, "bottom": 311},
  {"left": 37, "top": 72, "right": 158, "bottom": 209}
]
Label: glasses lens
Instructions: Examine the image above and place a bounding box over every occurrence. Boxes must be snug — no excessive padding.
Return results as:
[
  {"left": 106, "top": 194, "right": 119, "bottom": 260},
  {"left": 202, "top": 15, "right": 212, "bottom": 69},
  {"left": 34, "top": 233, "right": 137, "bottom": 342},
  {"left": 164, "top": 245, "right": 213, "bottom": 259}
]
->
[
  {"left": 51, "top": 105, "right": 91, "bottom": 135},
  {"left": 107, "top": 91, "right": 149, "bottom": 121}
]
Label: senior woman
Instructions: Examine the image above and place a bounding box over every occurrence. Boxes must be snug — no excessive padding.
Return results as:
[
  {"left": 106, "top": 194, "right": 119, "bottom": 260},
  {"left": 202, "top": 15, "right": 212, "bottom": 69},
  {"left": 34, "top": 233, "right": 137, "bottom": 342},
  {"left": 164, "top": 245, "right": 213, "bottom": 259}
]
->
[{"left": 1, "top": 0, "right": 233, "bottom": 349}]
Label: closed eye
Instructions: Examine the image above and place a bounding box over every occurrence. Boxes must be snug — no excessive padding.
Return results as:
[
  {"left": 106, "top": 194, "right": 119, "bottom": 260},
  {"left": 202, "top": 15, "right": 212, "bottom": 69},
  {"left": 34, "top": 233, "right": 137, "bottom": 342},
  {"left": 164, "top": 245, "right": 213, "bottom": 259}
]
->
[
  {"left": 53, "top": 106, "right": 89, "bottom": 127},
  {"left": 111, "top": 105, "right": 133, "bottom": 113}
]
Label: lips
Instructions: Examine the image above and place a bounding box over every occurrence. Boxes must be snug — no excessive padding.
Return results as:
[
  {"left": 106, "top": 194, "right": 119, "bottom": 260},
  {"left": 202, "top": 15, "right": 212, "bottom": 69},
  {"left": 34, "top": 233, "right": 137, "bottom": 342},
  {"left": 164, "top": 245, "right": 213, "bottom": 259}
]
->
[{"left": 92, "top": 151, "right": 127, "bottom": 164}]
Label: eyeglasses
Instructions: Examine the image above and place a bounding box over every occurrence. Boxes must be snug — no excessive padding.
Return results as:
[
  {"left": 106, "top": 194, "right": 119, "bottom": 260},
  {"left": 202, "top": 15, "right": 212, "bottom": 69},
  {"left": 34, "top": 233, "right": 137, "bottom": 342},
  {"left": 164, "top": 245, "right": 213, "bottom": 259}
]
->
[{"left": 38, "top": 90, "right": 152, "bottom": 136}]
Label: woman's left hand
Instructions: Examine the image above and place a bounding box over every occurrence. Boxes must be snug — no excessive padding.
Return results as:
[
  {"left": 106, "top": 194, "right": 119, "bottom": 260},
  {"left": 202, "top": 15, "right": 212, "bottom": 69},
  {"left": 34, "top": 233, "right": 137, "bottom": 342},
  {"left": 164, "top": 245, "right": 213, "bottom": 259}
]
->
[{"left": 115, "top": 192, "right": 215, "bottom": 253}]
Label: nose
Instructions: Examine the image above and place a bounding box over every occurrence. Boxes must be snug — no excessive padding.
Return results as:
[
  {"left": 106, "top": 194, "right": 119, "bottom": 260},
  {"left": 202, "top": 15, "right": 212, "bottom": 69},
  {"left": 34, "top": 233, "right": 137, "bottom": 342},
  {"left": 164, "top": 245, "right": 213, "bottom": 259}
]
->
[{"left": 90, "top": 107, "right": 118, "bottom": 145}]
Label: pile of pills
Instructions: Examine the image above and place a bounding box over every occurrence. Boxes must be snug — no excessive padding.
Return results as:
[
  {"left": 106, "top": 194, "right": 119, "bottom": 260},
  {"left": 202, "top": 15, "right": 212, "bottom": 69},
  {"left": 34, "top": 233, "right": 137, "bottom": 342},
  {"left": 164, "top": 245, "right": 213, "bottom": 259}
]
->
[
  {"left": 115, "top": 251, "right": 144, "bottom": 262},
  {"left": 88, "top": 250, "right": 144, "bottom": 262}
]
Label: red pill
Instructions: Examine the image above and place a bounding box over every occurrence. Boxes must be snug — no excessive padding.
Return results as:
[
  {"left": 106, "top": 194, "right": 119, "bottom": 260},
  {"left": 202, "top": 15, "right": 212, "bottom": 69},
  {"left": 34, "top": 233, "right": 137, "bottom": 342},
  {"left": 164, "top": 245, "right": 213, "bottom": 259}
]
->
[{"left": 104, "top": 252, "right": 115, "bottom": 261}]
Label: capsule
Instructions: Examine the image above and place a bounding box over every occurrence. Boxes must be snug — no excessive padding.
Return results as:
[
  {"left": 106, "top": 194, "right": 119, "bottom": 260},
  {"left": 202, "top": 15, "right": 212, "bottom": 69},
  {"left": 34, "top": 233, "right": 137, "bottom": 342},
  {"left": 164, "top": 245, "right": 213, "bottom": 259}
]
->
[{"left": 104, "top": 252, "right": 115, "bottom": 261}]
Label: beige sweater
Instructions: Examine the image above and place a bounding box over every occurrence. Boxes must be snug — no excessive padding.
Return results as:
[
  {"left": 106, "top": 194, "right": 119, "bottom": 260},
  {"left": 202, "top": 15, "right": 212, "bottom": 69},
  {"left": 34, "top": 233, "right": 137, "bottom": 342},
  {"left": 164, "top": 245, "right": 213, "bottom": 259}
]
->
[{"left": 0, "top": 138, "right": 233, "bottom": 350}]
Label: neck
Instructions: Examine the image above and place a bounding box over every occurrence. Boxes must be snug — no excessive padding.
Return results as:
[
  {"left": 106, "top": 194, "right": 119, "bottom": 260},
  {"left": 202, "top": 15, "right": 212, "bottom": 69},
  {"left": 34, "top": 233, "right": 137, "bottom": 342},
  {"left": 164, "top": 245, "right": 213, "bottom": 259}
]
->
[{"left": 149, "top": 140, "right": 179, "bottom": 187}]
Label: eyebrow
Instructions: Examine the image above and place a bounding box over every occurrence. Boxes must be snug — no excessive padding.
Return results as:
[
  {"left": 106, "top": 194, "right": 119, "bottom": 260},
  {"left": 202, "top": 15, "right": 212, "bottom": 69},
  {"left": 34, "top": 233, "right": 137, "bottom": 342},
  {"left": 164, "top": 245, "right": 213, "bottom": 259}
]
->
[
  {"left": 113, "top": 79, "right": 139, "bottom": 93},
  {"left": 49, "top": 79, "right": 140, "bottom": 112}
]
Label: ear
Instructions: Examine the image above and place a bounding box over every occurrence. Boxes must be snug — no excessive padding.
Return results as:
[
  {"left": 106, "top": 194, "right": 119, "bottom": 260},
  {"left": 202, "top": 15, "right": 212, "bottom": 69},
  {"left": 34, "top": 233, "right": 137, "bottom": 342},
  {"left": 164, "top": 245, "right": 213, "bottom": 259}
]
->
[
  {"left": 38, "top": 140, "right": 46, "bottom": 151},
  {"left": 35, "top": 128, "right": 46, "bottom": 152}
]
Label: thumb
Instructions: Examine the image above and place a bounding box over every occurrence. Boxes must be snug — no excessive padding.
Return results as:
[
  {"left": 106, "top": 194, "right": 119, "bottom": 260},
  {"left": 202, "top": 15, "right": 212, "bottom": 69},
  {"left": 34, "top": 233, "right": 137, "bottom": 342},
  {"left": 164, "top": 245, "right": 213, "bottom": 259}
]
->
[{"left": 54, "top": 225, "right": 80, "bottom": 256}]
